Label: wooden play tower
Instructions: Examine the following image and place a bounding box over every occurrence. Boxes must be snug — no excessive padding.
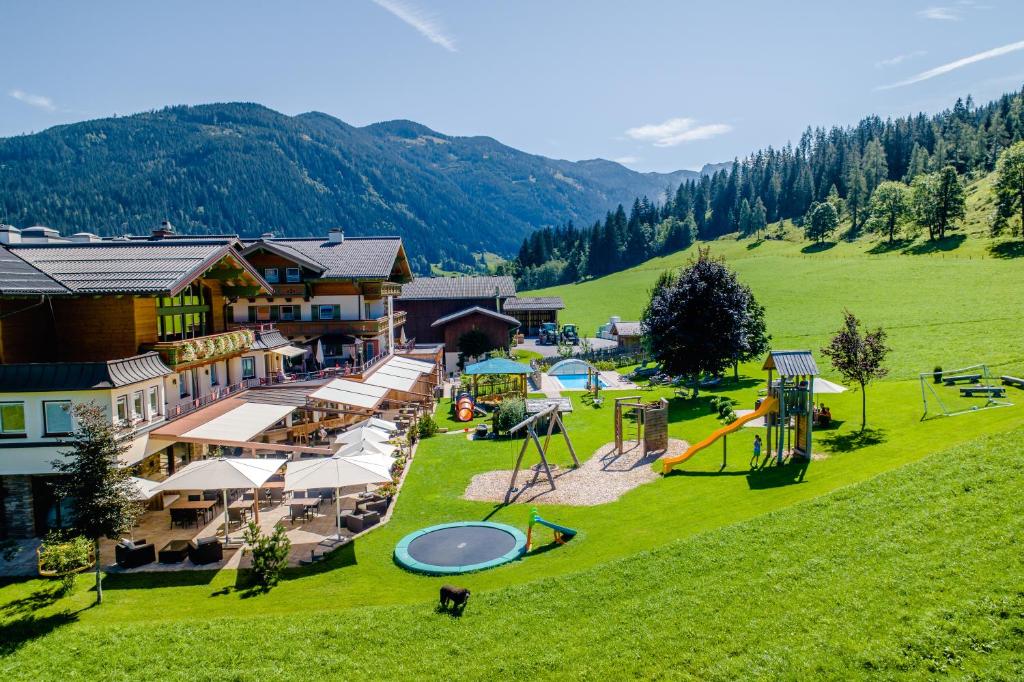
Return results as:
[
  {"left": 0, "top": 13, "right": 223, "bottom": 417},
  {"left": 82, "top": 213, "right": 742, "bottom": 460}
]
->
[{"left": 762, "top": 350, "right": 819, "bottom": 461}]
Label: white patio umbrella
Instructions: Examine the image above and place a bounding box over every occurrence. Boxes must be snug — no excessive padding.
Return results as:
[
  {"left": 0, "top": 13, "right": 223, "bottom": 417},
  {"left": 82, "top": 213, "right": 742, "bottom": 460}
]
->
[
  {"left": 152, "top": 457, "right": 287, "bottom": 545},
  {"left": 813, "top": 378, "right": 849, "bottom": 394},
  {"left": 335, "top": 438, "right": 399, "bottom": 458},
  {"left": 127, "top": 476, "right": 161, "bottom": 501},
  {"left": 334, "top": 425, "right": 391, "bottom": 446},
  {"left": 315, "top": 339, "right": 325, "bottom": 368},
  {"left": 339, "top": 451, "right": 394, "bottom": 479},
  {"left": 284, "top": 455, "right": 391, "bottom": 539},
  {"left": 365, "top": 417, "right": 399, "bottom": 433}
]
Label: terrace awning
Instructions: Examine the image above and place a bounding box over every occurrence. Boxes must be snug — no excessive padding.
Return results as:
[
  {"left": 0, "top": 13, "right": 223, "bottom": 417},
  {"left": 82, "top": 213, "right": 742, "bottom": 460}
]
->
[
  {"left": 284, "top": 453, "right": 392, "bottom": 539},
  {"left": 271, "top": 345, "right": 309, "bottom": 359},
  {"left": 310, "top": 379, "right": 389, "bottom": 409},
  {"left": 182, "top": 402, "right": 295, "bottom": 443},
  {"left": 335, "top": 439, "right": 399, "bottom": 458},
  {"left": 335, "top": 425, "right": 392, "bottom": 446},
  {"left": 813, "top": 378, "right": 848, "bottom": 394}
]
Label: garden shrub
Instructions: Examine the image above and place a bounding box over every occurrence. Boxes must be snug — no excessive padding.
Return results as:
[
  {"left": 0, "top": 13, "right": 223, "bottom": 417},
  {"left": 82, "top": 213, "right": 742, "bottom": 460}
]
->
[
  {"left": 493, "top": 396, "right": 526, "bottom": 434},
  {"left": 417, "top": 415, "right": 438, "bottom": 439},
  {"left": 38, "top": 532, "right": 92, "bottom": 594},
  {"left": 243, "top": 522, "right": 291, "bottom": 591}
]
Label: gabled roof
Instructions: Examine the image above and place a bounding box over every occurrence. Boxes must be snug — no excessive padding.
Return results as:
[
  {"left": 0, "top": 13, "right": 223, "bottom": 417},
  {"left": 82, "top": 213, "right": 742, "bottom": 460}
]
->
[
  {"left": 611, "top": 321, "right": 642, "bottom": 337},
  {"left": 0, "top": 247, "right": 69, "bottom": 296},
  {"left": 763, "top": 350, "right": 819, "bottom": 377},
  {"left": 8, "top": 240, "right": 271, "bottom": 296},
  {"left": 430, "top": 306, "right": 521, "bottom": 328},
  {"left": 502, "top": 296, "right": 564, "bottom": 312},
  {"left": 0, "top": 352, "right": 173, "bottom": 392},
  {"left": 243, "top": 236, "right": 410, "bottom": 281},
  {"left": 399, "top": 275, "right": 516, "bottom": 300}
]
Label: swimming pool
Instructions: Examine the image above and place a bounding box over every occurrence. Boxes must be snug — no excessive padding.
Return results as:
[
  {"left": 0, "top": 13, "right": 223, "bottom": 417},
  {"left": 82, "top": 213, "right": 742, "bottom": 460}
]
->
[{"left": 553, "top": 373, "right": 608, "bottom": 390}]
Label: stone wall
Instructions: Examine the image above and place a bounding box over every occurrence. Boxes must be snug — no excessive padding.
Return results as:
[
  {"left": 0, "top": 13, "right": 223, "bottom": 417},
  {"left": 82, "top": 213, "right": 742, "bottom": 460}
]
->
[{"left": 1, "top": 475, "right": 35, "bottom": 538}]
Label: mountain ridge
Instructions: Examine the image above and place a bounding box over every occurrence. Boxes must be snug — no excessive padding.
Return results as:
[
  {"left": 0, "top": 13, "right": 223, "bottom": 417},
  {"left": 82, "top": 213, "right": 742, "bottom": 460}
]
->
[{"left": 0, "top": 102, "right": 709, "bottom": 270}]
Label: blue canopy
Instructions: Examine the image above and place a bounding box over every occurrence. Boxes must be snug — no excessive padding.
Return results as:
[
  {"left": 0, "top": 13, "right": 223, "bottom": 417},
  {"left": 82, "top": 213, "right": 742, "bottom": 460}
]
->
[{"left": 464, "top": 358, "right": 532, "bottom": 375}]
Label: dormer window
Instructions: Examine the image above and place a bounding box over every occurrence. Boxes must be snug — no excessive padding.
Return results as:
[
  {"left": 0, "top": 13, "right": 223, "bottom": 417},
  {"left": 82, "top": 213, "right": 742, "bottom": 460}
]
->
[
  {"left": 264, "top": 268, "right": 280, "bottom": 283},
  {"left": 286, "top": 267, "right": 301, "bottom": 283}
]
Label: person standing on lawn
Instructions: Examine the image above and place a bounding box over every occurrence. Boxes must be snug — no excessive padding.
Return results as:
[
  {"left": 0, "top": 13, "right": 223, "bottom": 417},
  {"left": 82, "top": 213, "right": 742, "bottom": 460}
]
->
[{"left": 751, "top": 435, "right": 762, "bottom": 467}]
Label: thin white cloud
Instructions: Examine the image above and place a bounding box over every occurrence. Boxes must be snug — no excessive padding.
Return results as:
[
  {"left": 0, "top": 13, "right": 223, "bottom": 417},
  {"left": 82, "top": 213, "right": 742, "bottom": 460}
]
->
[
  {"left": 9, "top": 89, "right": 56, "bottom": 111},
  {"left": 875, "top": 50, "right": 927, "bottom": 68},
  {"left": 371, "top": 0, "right": 456, "bottom": 52},
  {"left": 918, "top": 6, "right": 961, "bottom": 20},
  {"left": 613, "top": 156, "right": 640, "bottom": 165},
  {"left": 879, "top": 39, "right": 1024, "bottom": 89},
  {"left": 625, "top": 117, "right": 732, "bottom": 147}
]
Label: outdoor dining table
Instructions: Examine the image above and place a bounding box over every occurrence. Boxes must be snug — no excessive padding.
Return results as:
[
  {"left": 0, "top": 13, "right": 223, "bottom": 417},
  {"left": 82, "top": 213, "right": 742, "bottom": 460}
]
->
[
  {"left": 228, "top": 500, "right": 255, "bottom": 522},
  {"left": 170, "top": 499, "right": 217, "bottom": 524}
]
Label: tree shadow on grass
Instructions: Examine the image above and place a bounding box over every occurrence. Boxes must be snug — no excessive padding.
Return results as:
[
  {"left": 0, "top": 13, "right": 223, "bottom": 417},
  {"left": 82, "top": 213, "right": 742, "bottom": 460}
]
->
[
  {"left": 801, "top": 241, "right": 837, "bottom": 254},
  {"left": 746, "top": 239, "right": 764, "bottom": 250},
  {"left": 103, "top": 568, "right": 218, "bottom": 591},
  {"left": 988, "top": 240, "right": 1024, "bottom": 259},
  {"left": 866, "top": 239, "right": 912, "bottom": 254},
  {"left": 818, "top": 427, "right": 886, "bottom": 453},
  {"left": 0, "top": 584, "right": 63, "bottom": 618},
  {"left": 746, "top": 457, "right": 810, "bottom": 489},
  {"left": 901, "top": 234, "right": 966, "bottom": 255},
  {"left": 0, "top": 609, "right": 83, "bottom": 656}
]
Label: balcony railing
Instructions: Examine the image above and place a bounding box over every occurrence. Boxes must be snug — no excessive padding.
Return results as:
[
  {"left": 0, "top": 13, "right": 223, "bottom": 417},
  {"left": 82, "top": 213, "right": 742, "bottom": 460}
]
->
[
  {"left": 270, "top": 311, "right": 407, "bottom": 338},
  {"left": 144, "top": 329, "right": 257, "bottom": 369},
  {"left": 166, "top": 378, "right": 261, "bottom": 420}
]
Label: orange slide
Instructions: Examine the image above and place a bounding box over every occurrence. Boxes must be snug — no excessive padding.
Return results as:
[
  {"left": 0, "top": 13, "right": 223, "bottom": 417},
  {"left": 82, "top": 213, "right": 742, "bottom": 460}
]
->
[{"left": 662, "top": 397, "right": 778, "bottom": 474}]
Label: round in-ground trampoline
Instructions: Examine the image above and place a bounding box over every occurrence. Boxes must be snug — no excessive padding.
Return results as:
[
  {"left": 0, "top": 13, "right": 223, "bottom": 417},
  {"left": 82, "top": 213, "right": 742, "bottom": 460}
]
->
[{"left": 394, "top": 521, "right": 528, "bottom": 575}]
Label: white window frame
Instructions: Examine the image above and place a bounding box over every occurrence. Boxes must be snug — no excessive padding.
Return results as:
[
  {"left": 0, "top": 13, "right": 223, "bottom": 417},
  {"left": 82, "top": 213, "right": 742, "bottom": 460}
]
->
[
  {"left": 132, "top": 391, "right": 145, "bottom": 421},
  {"left": 116, "top": 395, "right": 129, "bottom": 424},
  {"left": 42, "top": 400, "right": 73, "bottom": 436},
  {"left": 178, "top": 372, "right": 190, "bottom": 398},
  {"left": 241, "top": 356, "right": 256, "bottom": 379},
  {"left": 264, "top": 267, "right": 279, "bottom": 283},
  {"left": 286, "top": 267, "right": 301, "bottom": 283},
  {"left": 280, "top": 305, "right": 296, "bottom": 321},
  {"left": 210, "top": 362, "right": 220, "bottom": 386},
  {"left": 148, "top": 385, "right": 161, "bottom": 417},
  {"left": 318, "top": 305, "right": 335, "bottom": 320},
  {"left": 0, "top": 401, "right": 27, "bottom": 436}
]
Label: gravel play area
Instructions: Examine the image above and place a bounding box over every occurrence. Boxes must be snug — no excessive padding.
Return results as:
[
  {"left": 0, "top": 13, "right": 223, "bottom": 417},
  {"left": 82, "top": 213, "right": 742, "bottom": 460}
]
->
[{"left": 463, "top": 438, "right": 689, "bottom": 506}]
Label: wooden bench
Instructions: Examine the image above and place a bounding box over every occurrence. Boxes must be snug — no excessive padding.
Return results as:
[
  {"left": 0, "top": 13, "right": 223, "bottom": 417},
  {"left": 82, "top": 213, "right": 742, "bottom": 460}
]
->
[
  {"left": 944, "top": 373, "right": 982, "bottom": 386},
  {"left": 1001, "top": 375, "right": 1024, "bottom": 388},
  {"left": 959, "top": 386, "right": 1006, "bottom": 398}
]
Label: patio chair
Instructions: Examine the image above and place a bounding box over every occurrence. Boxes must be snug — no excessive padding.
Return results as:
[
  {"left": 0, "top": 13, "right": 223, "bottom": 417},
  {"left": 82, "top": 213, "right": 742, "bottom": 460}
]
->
[
  {"left": 202, "top": 491, "right": 219, "bottom": 502},
  {"left": 188, "top": 537, "right": 223, "bottom": 565},
  {"left": 268, "top": 488, "right": 284, "bottom": 505},
  {"left": 241, "top": 491, "right": 255, "bottom": 501},
  {"left": 228, "top": 507, "right": 247, "bottom": 528},
  {"left": 115, "top": 538, "right": 156, "bottom": 569},
  {"left": 289, "top": 504, "right": 309, "bottom": 523},
  {"left": 169, "top": 508, "right": 194, "bottom": 529},
  {"left": 187, "top": 494, "right": 201, "bottom": 502}
]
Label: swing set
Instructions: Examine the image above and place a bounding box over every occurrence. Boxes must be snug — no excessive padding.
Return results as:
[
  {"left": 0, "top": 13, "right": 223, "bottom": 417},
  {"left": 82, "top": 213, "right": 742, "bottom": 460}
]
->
[{"left": 505, "top": 403, "right": 579, "bottom": 503}]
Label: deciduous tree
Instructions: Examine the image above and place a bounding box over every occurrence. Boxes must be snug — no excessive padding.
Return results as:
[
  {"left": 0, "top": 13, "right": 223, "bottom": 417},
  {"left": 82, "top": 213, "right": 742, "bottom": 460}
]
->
[
  {"left": 867, "top": 181, "right": 910, "bottom": 243},
  {"left": 992, "top": 141, "right": 1024, "bottom": 237},
  {"left": 820, "top": 311, "right": 890, "bottom": 430}
]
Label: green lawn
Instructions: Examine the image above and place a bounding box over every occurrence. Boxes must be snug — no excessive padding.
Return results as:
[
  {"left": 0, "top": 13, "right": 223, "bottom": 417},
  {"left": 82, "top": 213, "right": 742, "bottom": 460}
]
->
[
  {"left": 3, "top": 421, "right": 1021, "bottom": 679},
  {"left": 5, "top": 200, "right": 1024, "bottom": 677}
]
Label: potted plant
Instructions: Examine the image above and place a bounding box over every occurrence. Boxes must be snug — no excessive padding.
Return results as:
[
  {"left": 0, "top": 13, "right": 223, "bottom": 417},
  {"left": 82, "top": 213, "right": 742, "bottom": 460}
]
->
[{"left": 37, "top": 532, "right": 95, "bottom": 593}]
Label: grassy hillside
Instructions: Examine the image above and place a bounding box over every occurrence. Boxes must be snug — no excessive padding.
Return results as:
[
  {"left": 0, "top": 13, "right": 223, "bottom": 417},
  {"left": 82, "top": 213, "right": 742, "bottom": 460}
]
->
[
  {"left": 527, "top": 175, "right": 1024, "bottom": 380},
  {"left": 3, "top": 426, "right": 1021, "bottom": 679}
]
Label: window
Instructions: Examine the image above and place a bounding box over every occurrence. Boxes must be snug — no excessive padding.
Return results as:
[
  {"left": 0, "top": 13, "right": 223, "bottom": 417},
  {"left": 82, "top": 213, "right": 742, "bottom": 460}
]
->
[
  {"left": 148, "top": 386, "right": 161, "bottom": 417},
  {"left": 280, "top": 305, "right": 297, "bottom": 321},
  {"left": 364, "top": 302, "right": 373, "bottom": 320},
  {"left": 241, "top": 356, "right": 256, "bottom": 379},
  {"left": 156, "top": 283, "right": 211, "bottom": 342},
  {"left": 210, "top": 362, "right": 219, "bottom": 386},
  {"left": 256, "top": 306, "right": 271, "bottom": 322},
  {"left": 316, "top": 305, "right": 336, "bottom": 321},
  {"left": 116, "top": 395, "right": 129, "bottom": 424},
  {"left": 286, "top": 267, "right": 301, "bottom": 283},
  {"left": 0, "top": 402, "right": 26, "bottom": 436},
  {"left": 178, "top": 371, "right": 190, "bottom": 398},
  {"left": 264, "top": 268, "right": 280, "bottom": 283},
  {"left": 132, "top": 391, "right": 144, "bottom": 421},
  {"left": 42, "top": 400, "right": 73, "bottom": 436}
]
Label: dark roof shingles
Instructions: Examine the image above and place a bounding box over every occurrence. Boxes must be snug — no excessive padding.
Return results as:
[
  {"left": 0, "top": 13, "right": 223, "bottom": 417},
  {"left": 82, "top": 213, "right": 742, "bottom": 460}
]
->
[
  {"left": 0, "top": 248, "right": 69, "bottom": 295},
  {"left": 0, "top": 352, "right": 172, "bottom": 392},
  {"left": 502, "top": 296, "right": 564, "bottom": 312},
  {"left": 400, "top": 276, "right": 516, "bottom": 300},
  {"left": 253, "top": 237, "right": 403, "bottom": 279}
]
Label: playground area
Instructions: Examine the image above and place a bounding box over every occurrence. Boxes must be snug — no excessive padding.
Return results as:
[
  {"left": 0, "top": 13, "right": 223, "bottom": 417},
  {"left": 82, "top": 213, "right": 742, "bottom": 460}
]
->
[{"left": 463, "top": 437, "right": 688, "bottom": 505}]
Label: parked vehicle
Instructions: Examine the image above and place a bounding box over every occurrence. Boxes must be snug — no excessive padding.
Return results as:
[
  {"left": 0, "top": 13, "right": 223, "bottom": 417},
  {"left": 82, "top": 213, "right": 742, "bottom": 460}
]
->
[
  {"left": 539, "top": 322, "right": 559, "bottom": 345},
  {"left": 560, "top": 324, "right": 580, "bottom": 345}
]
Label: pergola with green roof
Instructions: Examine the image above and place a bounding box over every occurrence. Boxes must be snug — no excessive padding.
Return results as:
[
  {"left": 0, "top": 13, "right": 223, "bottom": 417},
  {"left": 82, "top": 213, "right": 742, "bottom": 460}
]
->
[{"left": 463, "top": 358, "right": 532, "bottom": 400}]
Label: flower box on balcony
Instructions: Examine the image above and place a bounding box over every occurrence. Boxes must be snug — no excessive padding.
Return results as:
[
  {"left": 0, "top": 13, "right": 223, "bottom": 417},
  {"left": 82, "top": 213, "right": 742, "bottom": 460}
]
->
[{"left": 146, "top": 329, "right": 256, "bottom": 368}]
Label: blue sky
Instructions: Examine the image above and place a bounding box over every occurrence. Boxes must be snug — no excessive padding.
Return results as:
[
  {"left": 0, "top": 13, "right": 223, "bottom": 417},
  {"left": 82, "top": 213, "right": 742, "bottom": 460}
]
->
[{"left": 2, "top": 1, "right": 1023, "bottom": 172}]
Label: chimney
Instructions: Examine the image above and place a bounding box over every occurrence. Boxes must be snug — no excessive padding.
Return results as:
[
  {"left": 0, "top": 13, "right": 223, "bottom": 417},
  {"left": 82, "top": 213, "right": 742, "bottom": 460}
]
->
[
  {"left": 0, "top": 224, "right": 21, "bottom": 245},
  {"left": 328, "top": 228, "right": 345, "bottom": 244},
  {"left": 151, "top": 220, "right": 175, "bottom": 239}
]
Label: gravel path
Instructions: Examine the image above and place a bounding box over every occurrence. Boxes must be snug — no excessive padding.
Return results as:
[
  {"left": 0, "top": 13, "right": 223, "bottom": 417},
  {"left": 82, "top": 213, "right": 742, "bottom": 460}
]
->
[{"left": 463, "top": 438, "right": 689, "bottom": 506}]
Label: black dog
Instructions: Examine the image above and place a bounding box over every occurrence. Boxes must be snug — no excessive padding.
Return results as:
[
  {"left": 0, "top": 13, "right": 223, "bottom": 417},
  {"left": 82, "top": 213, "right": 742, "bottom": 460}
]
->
[{"left": 439, "top": 584, "right": 471, "bottom": 611}]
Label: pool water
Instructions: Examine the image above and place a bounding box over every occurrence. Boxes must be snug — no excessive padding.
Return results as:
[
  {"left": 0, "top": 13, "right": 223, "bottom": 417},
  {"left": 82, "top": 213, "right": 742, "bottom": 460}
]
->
[{"left": 553, "top": 373, "right": 608, "bottom": 390}]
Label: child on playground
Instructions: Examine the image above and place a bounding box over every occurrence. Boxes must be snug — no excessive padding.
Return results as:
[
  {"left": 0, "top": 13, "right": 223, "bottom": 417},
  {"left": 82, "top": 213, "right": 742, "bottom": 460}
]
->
[{"left": 751, "top": 435, "right": 762, "bottom": 466}]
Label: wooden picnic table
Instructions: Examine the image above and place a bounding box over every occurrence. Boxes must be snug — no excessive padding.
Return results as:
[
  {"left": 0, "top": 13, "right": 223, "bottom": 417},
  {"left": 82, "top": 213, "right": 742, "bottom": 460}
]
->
[
  {"left": 170, "top": 499, "right": 216, "bottom": 524},
  {"left": 944, "top": 373, "right": 982, "bottom": 385},
  {"left": 1001, "top": 375, "right": 1024, "bottom": 388}
]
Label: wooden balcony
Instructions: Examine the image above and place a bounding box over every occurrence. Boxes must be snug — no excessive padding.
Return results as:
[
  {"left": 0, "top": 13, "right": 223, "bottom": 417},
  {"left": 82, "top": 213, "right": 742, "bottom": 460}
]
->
[
  {"left": 143, "top": 329, "right": 256, "bottom": 369},
  {"left": 273, "top": 311, "right": 407, "bottom": 338}
]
